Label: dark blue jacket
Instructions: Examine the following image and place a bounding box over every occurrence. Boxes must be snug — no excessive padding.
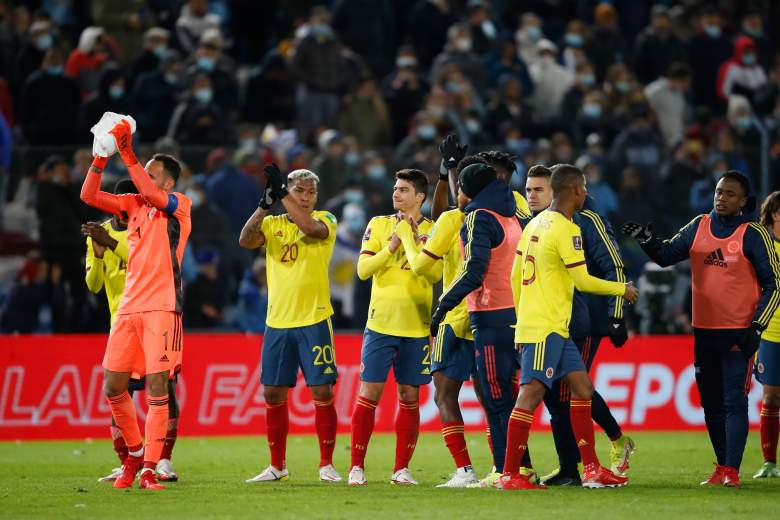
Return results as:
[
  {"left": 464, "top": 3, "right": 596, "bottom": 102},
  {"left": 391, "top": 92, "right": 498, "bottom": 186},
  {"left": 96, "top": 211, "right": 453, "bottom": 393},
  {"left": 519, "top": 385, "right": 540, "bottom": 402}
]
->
[
  {"left": 640, "top": 210, "right": 780, "bottom": 329},
  {"left": 439, "top": 180, "right": 517, "bottom": 328}
]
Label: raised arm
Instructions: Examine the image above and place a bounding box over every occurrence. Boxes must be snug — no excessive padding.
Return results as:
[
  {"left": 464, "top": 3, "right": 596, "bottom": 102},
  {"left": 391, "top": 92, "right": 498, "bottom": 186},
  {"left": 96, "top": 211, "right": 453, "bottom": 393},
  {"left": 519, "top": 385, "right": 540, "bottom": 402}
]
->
[
  {"left": 80, "top": 156, "right": 124, "bottom": 214},
  {"left": 110, "top": 119, "right": 170, "bottom": 210},
  {"left": 84, "top": 237, "right": 105, "bottom": 294},
  {"left": 281, "top": 196, "right": 329, "bottom": 239},
  {"left": 432, "top": 134, "right": 467, "bottom": 219},
  {"left": 239, "top": 207, "right": 269, "bottom": 249},
  {"left": 622, "top": 216, "right": 701, "bottom": 268}
]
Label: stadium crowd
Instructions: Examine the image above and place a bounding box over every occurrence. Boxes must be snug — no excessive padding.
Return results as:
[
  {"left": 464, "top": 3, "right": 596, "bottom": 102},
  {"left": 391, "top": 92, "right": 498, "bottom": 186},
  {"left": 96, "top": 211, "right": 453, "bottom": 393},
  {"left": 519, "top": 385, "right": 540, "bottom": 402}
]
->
[{"left": 0, "top": 0, "right": 778, "bottom": 334}]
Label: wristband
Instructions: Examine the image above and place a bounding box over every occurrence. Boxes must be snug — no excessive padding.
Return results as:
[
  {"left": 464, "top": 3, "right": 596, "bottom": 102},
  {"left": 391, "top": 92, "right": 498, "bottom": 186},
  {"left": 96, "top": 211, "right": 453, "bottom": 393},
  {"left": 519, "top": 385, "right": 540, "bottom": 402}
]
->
[{"left": 90, "top": 156, "right": 108, "bottom": 172}]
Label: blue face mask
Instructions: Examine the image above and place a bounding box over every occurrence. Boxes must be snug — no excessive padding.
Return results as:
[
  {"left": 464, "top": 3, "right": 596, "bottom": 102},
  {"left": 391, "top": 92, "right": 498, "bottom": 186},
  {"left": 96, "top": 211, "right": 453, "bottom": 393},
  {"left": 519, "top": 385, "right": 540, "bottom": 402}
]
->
[
  {"left": 446, "top": 81, "right": 463, "bottom": 93},
  {"left": 194, "top": 88, "right": 213, "bottom": 104},
  {"left": 417, "top": 125, "right": 436, "bottom": 141},
  {"left": 344, "top": 152, "right": 360, "bottom": 166},
  {"left": 197, "top": 56, "right": 215, "bottom": 72},
  {"left": 583, "top": 103, "right": 602, "bottom": 118},
  {"left": 703, "top": 24, "right": 721, "bottom": 38},
  {"left": 35, "top": 33, "right": 53, "bottom": 51},
  {"left": 367, "top": 165, "right": 386, "bottom": 180},
  {"left": 615, "top": 81, "right": 631, "bottom": 94},
  {"left": 565, "top": 33, "right": 584, "bottom": 47},
  {"left": 525, "top": 26, "right": 542, "bottom": 41},
  {"left": 346, "top": 217, "right": 365, "bottom": 233},
  {"left": 577, "top": 73, "right": 595, "bottom": 87},
  {"left": 164, "top": 73, "right": 179, "bottom": 85},
  {"left": 344, "top": 189, "right": 363, "bottom": 204},
  {"left": 736, "top": 116, "right": 752, "bottom": 130},
  {"left": 109, "top": 85, "right": 125, "bottom": 99},
  {"left": 466, "top": 120, "right": 481, "bottom": 134},
  {"left": 742, "top": 53, "right": 756, "bottom": 66},
  {"left": 46, "top": 65, "right": 64, "bottom": 76},
  {"left": 152, "top": 45, "right": 167, "bottom": 59},
  {"left": 505, "top": 138, "right": 523, "bottom": 152}
]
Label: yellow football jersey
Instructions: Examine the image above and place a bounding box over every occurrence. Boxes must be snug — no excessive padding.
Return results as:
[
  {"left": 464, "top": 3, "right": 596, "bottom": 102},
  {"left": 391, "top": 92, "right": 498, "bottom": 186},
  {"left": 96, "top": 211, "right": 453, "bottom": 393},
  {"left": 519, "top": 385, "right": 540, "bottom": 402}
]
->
[
  {"left": 513, "top": 190, "right": 531, "bottom": 218},
  {"left": 513, "top": 209, "right": 623, "bottom": 343},
  {"left": 761, "top": 239, "right": 780, "bottom": 342},
  {"left": 261, "top": 210, "right": 337, "bottom": 328},
  {"left": 85, "top": 220, "right": 129, "bottom": 324},
  {"left": 423, "top": 209, "right": 473, "bottom": 341},
  {"left": 358, "top": 214, "right": 434, "bottom": 337}
]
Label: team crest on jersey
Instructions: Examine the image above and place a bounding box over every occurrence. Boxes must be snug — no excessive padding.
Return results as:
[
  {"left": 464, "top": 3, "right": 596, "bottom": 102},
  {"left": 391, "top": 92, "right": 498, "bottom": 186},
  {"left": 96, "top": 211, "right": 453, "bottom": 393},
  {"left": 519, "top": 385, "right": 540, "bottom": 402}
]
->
[
  {"left": 420, "top": 234, "right": 429, "bottom": 244},
  {"left": 727, "top": 240, "right": 741, "bottom": 254},
  {"left": 545, "top": 367, "right": 554, "bottom": 378},
  {"left": 572, "top": 236, "right": 582, "bottom": 250},
  {"left": 758, "top": 362, "right": 765, "bottom": 374},
  {"left": 363, "top": 228, "right": 371, "bottom": 241}
]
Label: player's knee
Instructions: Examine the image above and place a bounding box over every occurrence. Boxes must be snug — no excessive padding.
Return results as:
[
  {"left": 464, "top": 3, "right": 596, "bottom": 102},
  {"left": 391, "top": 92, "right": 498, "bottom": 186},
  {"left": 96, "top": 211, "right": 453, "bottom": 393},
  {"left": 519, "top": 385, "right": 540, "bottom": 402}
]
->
[
  {"left": 763, "top": 388, "right": 780, "bottom": 408},
  {"left": 310, "top": 384, "right": 333, "bottom": 401},
  {"left": 263, "top": 385, "right": 288, "bottom": 403},
  {"left": 358, "top": 382, "right": 383, "bottom": 402},
  {"left": 397, "top": 385, "right": 419, "bottom": 403},
  {"left": 103, "top": 378, "right": 124, "bottom": 398}
]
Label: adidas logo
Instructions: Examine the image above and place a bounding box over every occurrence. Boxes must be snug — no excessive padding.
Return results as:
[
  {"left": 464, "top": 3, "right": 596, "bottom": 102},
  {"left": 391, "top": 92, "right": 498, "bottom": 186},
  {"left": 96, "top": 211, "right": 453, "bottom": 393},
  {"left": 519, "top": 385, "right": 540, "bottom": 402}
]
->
[
  {"left": 704, "top": 248, "right": 727, "bottom": 267},
  {"left": 421, "top": 368, "right": 431, "bottom": 375},
  {"left": 159, "top": 354, "right": 169, "bottom": 362},
  {"left": 274, "top": 230, "right": 284, "bottom": 237},
  {"left": 324, "top": 367, "right": 334, "bottom": 374},
  {"left": 577, "top": 439, "right": 589, "bottom": 447}
]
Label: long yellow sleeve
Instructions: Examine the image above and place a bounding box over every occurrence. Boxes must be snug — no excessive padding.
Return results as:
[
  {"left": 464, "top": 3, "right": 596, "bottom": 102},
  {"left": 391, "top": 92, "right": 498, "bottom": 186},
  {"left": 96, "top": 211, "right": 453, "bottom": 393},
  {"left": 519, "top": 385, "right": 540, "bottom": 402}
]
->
[
  {"left": 357, "top": 248, "right": 393, "bottom": 280},
  {"left": 568, "top": 264, "right": 625, "bottom": 297},
  {"left": 85, "top": 238, "right": 105, "bottom": 293},
  {"left": 396, "top": 220, "right": 441, "bottom": 284}
]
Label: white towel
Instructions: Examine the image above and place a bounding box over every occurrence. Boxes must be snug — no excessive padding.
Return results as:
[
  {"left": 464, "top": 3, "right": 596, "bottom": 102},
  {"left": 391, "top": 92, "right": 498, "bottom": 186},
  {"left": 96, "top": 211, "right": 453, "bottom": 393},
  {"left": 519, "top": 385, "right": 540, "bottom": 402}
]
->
[{"left": 90, "top": 112, "right": 137, "bottom": 158}]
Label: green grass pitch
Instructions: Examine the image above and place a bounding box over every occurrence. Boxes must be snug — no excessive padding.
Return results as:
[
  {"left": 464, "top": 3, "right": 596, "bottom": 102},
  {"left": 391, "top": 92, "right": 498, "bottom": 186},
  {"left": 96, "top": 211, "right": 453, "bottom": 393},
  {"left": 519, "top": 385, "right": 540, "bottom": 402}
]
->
[{"left": 1, "top": 432, "right": 776, "bottom": 519}]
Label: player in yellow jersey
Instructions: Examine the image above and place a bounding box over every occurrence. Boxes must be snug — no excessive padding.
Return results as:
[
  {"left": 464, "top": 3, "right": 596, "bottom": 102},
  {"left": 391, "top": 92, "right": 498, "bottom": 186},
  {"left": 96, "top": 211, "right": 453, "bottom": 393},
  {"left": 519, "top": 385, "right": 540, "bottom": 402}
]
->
[
  {"left": 83, "top": 178, "right": 182, "bottom": 484},
  {"left": 239, "top": 164, "right": 340, "bottom": 484},
  {"left": 755, "top": 192, "right": 780, "bottom": 478},
  {"left": 348, "top": 169, "right": 434, "bottom": 486},
  {"left": 498, "top": 164, "right": 638, "bottom": 490}
]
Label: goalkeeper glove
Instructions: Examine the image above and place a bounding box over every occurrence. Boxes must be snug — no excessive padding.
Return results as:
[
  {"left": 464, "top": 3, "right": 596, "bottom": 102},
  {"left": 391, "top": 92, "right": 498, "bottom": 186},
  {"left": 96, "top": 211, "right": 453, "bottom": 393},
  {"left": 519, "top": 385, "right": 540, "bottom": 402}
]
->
[
  {"left": 258, "top": 184, "right": 276, "bottom": 210},
  {"left": 265, "top": 163, "right": 289, "bottom": 200},
  {"left": 608, "top": 318, "right": 628, "bottom": 348},
  {"left": 620, "top": 221, "right": 653, "bottom": 242},
  {"left": 438, "top": 133, "right": 467, "bottom": 177},
  {"left": 109, "top": 120, "right": 138, "bottom": 166},
  {"left": 737, "top": 322, "right": 762, "bottom": 360}
]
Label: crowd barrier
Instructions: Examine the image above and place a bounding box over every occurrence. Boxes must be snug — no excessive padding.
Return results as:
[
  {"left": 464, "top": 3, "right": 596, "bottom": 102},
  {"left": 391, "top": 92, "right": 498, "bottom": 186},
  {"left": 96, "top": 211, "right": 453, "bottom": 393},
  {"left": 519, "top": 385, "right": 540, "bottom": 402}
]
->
[{"left": 0, "top": 334, "right": 764, "bottom": 440}]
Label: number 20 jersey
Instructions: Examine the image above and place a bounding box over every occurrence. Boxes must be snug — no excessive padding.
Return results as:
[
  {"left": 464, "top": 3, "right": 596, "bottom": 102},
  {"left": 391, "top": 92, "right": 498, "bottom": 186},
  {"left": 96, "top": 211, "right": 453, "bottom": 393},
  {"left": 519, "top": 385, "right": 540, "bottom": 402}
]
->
[{"left": 261, "top": 210, "right": 337, "bottom": 328}]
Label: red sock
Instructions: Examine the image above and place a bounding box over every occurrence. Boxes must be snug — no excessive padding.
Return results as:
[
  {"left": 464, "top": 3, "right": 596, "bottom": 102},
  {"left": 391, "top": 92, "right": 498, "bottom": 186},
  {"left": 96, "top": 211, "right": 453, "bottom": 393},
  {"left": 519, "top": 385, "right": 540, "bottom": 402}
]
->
[
  {"left": 570, "top": 399, "right": 599, "bottom": 467},
  {"left": 111, "top": 425, "right": 128, "bottom": 464},
  {"left": 314, "top": 397, "right": 338, "bottom": 467},
  {"left": 350, "top": 397, "right": 378, "bottom": 468},
  {"left": 441, "top": 421, "right": 471, "bottom": 469},
  {"left": 107, "top": 392, "right": 142, "bottom": 451},
  {"left": 394, "top": 400, "right": 420, "bottom": 472},
  {"left": 144, "top": 396, "right": 169, "bottom": 467},
  {"left": 504, "top": 408, "right": 533, "bottom": 475},
  {"left": 159, "top": 418, "right": 178, "bottom": 461},
  {"left": 266, "top": 400, "right": 288, "bottom": 469},
  {"left": 761, "top": 404, "right": 780, "bottom": 463}
]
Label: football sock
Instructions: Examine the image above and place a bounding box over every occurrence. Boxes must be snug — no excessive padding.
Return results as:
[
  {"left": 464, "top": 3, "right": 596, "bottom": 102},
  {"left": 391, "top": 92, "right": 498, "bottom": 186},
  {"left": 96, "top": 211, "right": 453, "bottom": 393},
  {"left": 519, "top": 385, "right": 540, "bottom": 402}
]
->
[
  {"left": 159, "top": 418, "right": 178, "bottom": 461},
  {"left": 441, "top": 420, "right": 471, "bottom": 469},
  {"left": 107, "top": 392, "right": 142, "bottom": 452},
  {"left": 592, "top": 390, "right": 622, "bottom": 441},
  {"left": 503, "top": 407, "right": 533, "bottom": 475},
  {"left": 265, "top": 400, "right": 288, "bottom": 470},
  {"left": 760, "top": 404, "right": 779, "bottom": 464},
  {"left": 144, "top": 395, "right": 169, "bottom": 468},
  {"left": 350, "top": 397, "right": 378, "bottom": 468},
  {"left": 394, "top": 399, "right": 420, "bottom": 472},
  {"left": 314, "top": 397, "right": 338, "bottom": 467},
  {"left": 570, "top": 399, "right": 598, "bottom": 467},
  {"left": 111, "top": 425, "right": 128, "bottom": 464}
]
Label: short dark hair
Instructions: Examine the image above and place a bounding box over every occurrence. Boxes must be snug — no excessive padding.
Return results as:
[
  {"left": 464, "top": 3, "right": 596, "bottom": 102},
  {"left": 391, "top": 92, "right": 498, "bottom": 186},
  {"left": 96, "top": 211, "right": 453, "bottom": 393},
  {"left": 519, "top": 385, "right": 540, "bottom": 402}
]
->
[
  {"left": 527, "top": 164, "right": 552, "bottom": 179},
  {"left": 718, "top": 170, "right": 750, "bottom": 196},
  {"left": 151, "top": 153, "right": 181, "bottom": 184},
  {"left": 456, "top": 155, "right": 487, "bottom": 173},
  {"left": 760, "top": 191, "right": 780, "bottom": 227},
  {"left": 550, "top": 164, "right": 584, "bottom": 195},
  {"left": 114, "top": 178, "right": 139, "bottom": 195},
  {"left": 477, "top": 150, "right": 517, "bottom": 177},
  {"left": 395, "top": 168, "right": 429, "bottom": 200},
  {"left": 667, "top": 61, "right": 691, "bottom": 79}
]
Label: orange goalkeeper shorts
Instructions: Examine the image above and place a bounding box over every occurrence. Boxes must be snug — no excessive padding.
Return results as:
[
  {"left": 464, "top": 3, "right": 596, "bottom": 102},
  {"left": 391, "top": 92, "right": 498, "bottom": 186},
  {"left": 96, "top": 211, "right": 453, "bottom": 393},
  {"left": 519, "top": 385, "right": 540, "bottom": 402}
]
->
[{"left": 103, "top": 311, "right": 183, "bottom": 377}]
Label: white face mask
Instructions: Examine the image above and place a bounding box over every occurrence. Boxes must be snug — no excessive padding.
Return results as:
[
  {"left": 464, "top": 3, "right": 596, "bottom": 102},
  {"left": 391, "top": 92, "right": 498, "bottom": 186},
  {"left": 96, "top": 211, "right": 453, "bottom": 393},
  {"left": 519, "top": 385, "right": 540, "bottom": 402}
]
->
[
  {"left": 454, "top": 38, "right": 472, "bottom": 52},
  {"left": 187, "top": 190, "right": 204, "bottom": 208}
]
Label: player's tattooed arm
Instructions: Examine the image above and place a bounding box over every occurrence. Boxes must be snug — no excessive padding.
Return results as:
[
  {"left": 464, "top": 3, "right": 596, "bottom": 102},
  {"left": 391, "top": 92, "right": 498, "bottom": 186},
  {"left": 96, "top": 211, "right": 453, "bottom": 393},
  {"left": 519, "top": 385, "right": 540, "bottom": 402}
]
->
[{"left": 239, "top": 207, "right": 267, "bottom": 249}]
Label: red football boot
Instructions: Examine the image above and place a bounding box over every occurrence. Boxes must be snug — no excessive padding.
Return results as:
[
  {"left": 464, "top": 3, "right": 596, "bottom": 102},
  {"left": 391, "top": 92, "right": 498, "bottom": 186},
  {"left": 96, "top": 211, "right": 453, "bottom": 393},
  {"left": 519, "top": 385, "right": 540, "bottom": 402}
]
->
[
  {"left": 496, "top": 472, "right": 547, "bottom": 490},
  {"left": 581, "top": 463, "right": 629, "bottom": 488},
  {"left": 139, "top": 469, "right": 166, "bottom": 490},
  {"left": 700, "top": 464, "right": 727, "bottom": 486},
  {"left": 113, "top": 454, "right": 143, "bottom": 489},
  {"left": 722, "top": 466, "right": 741, "bottom": 488}
]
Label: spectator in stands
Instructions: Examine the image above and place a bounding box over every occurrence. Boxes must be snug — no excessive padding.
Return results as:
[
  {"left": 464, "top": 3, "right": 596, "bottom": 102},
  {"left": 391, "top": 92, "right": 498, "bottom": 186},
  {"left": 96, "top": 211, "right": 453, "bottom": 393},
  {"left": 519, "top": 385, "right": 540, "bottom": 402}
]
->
[
  {"left": 687, "top": 6, "right": 732, "bottom": 109},
  {"left": 460, "top": 109, "right": 490, "bottom": 147},
  {"left": 633, "top": 5, "right": 686, "bottom": 85},
  {"left": 726, "top": 95, "right": 762, "bottom": 184},
  {"left": 15, "top": 19, "right": 53, "bottom": 89},
  {"left": 235, "top": 257, "right": 268, "bottom": 333},
  {"left": 754, "top": 56, "right": 780, "bottom": 117},
  {"left": 514, "top": 12, "right": 543, "bottom": 65},
  {"left": 0, "top": 252, "right": 47, "bottom": 334},
  {"left": 561, "top": 60, "right": 597, "bottom": 125},
  {"left": 661, "top": 139, "right": 706, "bottom": 231},
  {"left": 615, "top": 166, "right": 653, "bottom": 236},
  {"left": 577, "top": 154, "right": 617, "bottom": 221},
  {"left": 128, "top": 27, "right": 170, "bottom": 87},
  {"left": 435, "top": 64, "right": 485, "bottom": 129},
  {"left": 183, "top": 248, "right": 225, "bottom": 329},
  {"left": 573, "top": 90, "right": 619, "bottom": 149},
  {"left": 739, "top": 9, "right": 772, "bottom": 69},
  {"left": 430, "top": 22, "right": 486, "bottom": 95},
  {"left": 560, "top": 18, "right": 591, "bottom": 74},
  {"left": 690, "top": 154, "right": 729, "bottom": 214},
  {"left": 132, "top": 49, "right": 183, "bottom": 143},
  {"left": 20, "top": 46, "right": 79, "bottom": 145},
  {"left": 290, "top": 6, "right": 352, "bottom": 134},
  {"left": 338, "top": 74, "right": 392, "bottom": 149},
  {"left": 609, "top": 102, "right": 665, "bottom": 193},
  {"left": 484, "top": 37, "right": 533, "bottom": 94},
  {"left": 167, "top": 72, "right": 234, "bottom": 146},
  {"left": 527, "top": 39, "right": 573, "bottom": 128},
  {"left": 393, "top": 110, "right": 440, "bottom": 169},
  {"left": 714, "top": 126, "right": 752, "bottom": 183},
  {"left": 175, "top": 0, "right": 220, "bottom": 55},
  {"left": 79, "top": 65, "right": 131, "bottom": 137},
  {"left": 466, "top": 0, "right": 499, "bottom": 57},
  {"left": 203, "top": 148, "right": 262, "bottom": 236},
  {"left": 185, "top": 34, "right": 239, "bottom": 114},
  {"left": 408, "top": 0, "right": 458, "bottom": 70},
  {"left": 243, "top": 47, "right": 296, "bottom": 126},
  {"left": 589, "top": 2, "right": 626, "bottom": 81},
  {"left": 65, "top": 26, "right": 115, "bottom": 98},
  {"left": 332, "top": 0, "right": 395, "bottom": 77},
  {"left": 324, "top": 176, "right": 365, "bottom": 220},
  {"left": 186, "top": 182, "right": 231, "bottom": 273},
  {"left": 91, "top": 0, "right": 152, "bottom": 65},
  {"left": 716, "top": 36, "right": 767, "bottom": 104},
  {"left": 359, "top": 151, "right": 393, "bottom": 212},
  {"left": 308, "top": 129, "right": 346, "bottom": 203},
  {"left": 645, "top": 62, "right": 692, "bottom": 148},
  {"left": 381, "top": 46, "right": 428, "bottom": 144},
  {"left": 603, "top": 62, "right": 642, "bottom": 125},
  {"left": 329, "top": 201, "right": 364, "bottom": 327}
]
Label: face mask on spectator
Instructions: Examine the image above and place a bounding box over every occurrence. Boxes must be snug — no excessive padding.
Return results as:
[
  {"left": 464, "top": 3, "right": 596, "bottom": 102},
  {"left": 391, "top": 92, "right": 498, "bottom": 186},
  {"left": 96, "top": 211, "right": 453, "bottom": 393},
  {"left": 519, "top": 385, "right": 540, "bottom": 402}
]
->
[
  {"left": 46, "top": 65, "right": 64, "bottom": 76},
  {"left": 197, "top": 56, "right": 216, "bottom": 72},
  {"left": 346, "top": 215, "right": 365, "bottom": 233},
  {"left": 565, "top": 33, "right": 584, "bottom": 47},
  {"left": 583, "top": 103, "right": 602, "bottom": 118},
  {"left": 240, "top": 138, "right": 256, "bottom": 151},
  {"left": 577, "top": 73, "right": 595, "bottom": 87},
  {"left": 446, "top": 81, "right": 463, "bottom": 93},
  {"left": 312, "top": 24, "right": 333, "bottom": 39},
  {"left": 194, "top": 87, "right": 213, "bottom": 104},
  {"left": 481, "top": 20, "right": 497, "bottom": 39},
  {"left": 367, "top": 164, "right": 386, "bottom": 180},
  {"left": 736, "top": 115, "right": 752, "bottom": 130},
  {"left": 396, "top": 56, "right": 417, "bottom": 68},
  {"left": 345, "top": 189, "right": 363, "bottom": 204},
  {"left": 164, "top": 72, "right": 179, "bottom": 85},
  {"left": 417, "top": 125, "right": 437, "bottom": 141},
  {"left": 505, "top": 138, "right": 523, "bottom": 152},
  {"left": 427, "top": 106, "right": 445, "bottom": 118},
  {"left": 344, "top": 152, "right": 360, "bottom": 166},
  {"left": 35, "top": 33, "right": 53, "bottom": 51},
  {"left": 703, "top": 24, "right": 721, "bottom": 38},
  {"left": 742, "top": 53, "right": 756, "bottom": 66},
  {"left": 109, "top": 85, "right": 124, "bottom": 99},
  {"left": 454, "top": 38, "right": 472, "bottom": 52},
  {"left": 466, "top": 119, "right": 481, "bottom": 133},
  {"left": 152, "top": 45, "right": 167, "bottom": 58},
  {"left": 187, "top": 190, "right": 204, "bottom": 208},
  {"left": 523, "top": 26, "right": 542, "bottom": 42},
  {"left": 615, "top": 81, "right": 631, "bottom": 94}
]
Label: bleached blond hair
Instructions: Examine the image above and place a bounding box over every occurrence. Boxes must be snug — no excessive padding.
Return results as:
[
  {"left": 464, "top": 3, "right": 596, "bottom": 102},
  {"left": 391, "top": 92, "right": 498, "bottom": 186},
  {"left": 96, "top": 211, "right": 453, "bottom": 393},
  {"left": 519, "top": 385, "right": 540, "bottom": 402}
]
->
[{"left": 287, "top": 169, "right": 320, "bottom": 186}]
